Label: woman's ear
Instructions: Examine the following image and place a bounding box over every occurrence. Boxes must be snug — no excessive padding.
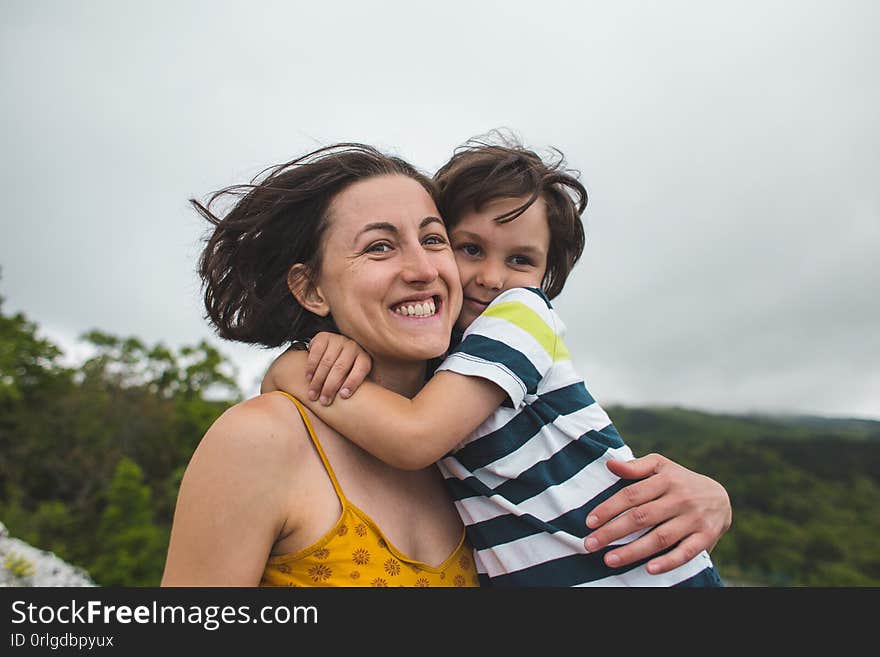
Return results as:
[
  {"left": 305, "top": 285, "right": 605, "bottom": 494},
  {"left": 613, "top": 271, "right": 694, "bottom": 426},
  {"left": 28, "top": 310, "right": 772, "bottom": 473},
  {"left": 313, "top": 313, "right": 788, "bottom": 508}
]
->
[{"left": 287, "top": 264, "right": 330, "bottom": 317}]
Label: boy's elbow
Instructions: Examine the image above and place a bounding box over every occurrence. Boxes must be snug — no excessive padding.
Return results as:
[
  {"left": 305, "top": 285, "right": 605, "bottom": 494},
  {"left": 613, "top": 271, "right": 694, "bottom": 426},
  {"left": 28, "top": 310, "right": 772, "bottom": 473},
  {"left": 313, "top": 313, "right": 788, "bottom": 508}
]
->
[{"left": 394, "top": 427, "right": 449, "bottom": 470}]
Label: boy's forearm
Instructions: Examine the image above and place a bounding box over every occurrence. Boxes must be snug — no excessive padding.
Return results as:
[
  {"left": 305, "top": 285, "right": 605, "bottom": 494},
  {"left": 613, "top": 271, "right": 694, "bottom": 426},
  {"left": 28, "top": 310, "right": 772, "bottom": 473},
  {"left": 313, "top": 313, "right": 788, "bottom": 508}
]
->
[
  {"left": 264, "top": 351, "right": 504, "bottom": 470},
  {"left": 262, "top": 350, "right": 448, "bottom": 468},
  {"left": 306, "top": 386, "right": 452, "bottom": 470},
  {"left": 308, "top": 372, "right": 506, "bottom": 470},
  {"left": 261, "top": 349, "right": 304, "bottom": 395}
]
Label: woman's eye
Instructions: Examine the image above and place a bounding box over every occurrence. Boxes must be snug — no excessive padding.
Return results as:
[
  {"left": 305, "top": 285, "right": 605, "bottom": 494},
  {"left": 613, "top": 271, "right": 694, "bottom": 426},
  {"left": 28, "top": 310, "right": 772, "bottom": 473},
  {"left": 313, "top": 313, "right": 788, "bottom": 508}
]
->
[
  {"left": 365, "top": 242, "right": 393, "bottom": 254},
  {"left": 510, "top": 255, "right": 534, "bottom": 266},
  {"left": 423, "top": 234, "right": 448, "bottom": 246}
]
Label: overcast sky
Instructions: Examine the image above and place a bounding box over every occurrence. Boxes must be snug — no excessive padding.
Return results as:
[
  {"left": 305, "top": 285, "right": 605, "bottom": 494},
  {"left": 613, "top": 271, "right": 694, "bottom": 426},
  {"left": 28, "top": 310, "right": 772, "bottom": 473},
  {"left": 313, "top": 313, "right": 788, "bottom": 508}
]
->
[{"left": 2, "top": 1, "right": 878, "bottom": 420}]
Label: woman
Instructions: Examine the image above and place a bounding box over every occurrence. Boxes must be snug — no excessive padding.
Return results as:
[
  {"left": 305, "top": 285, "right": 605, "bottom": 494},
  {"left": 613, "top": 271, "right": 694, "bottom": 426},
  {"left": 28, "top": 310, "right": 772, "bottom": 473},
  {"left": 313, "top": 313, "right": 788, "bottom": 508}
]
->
[
  {"left": 162, "top": 144, "right": 477, "bottom": 586},
  {"left": 161, "top": 143, "right": 730, "bottom": 586}
]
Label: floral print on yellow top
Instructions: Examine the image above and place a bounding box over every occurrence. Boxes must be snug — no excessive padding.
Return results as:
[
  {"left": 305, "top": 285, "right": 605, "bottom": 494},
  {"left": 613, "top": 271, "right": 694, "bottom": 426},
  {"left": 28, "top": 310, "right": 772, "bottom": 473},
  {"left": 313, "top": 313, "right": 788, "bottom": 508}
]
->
[{"left": 261, "top": 392, "right": 479, "bottom": 588}]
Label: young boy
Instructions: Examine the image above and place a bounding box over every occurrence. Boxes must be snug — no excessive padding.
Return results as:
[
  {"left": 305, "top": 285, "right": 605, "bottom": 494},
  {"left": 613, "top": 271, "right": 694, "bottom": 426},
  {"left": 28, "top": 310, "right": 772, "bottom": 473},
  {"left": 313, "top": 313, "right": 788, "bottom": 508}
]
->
[{"left": 263, "top": 138, "right": 723, "bottom": 587}]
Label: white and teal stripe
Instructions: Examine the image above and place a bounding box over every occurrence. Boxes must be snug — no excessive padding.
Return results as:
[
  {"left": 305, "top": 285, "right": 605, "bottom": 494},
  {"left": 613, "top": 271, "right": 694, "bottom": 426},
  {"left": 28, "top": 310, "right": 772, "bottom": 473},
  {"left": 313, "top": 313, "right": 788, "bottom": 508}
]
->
[{"left": 435, "top": 286, "right": 722, "bottom": 587}]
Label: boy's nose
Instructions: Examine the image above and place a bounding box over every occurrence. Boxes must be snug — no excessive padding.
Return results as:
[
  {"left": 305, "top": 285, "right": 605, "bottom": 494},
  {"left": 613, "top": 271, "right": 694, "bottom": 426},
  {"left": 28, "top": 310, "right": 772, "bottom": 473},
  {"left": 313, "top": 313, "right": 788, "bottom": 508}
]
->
[{"left": 475, "top": 262, "right": 504, "bottom": 290}]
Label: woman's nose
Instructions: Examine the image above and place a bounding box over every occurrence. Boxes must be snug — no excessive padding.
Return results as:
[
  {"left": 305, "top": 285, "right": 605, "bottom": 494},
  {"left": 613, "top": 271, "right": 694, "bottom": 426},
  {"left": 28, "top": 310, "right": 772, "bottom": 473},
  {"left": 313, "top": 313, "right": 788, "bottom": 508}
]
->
[{"left": 400, "top": 247, "right": 439, "bottom": 284}]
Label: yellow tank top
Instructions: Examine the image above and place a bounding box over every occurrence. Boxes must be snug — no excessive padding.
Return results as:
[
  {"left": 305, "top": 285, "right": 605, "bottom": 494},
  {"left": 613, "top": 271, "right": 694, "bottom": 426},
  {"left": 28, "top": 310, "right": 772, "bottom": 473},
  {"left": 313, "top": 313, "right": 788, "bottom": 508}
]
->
[{"left": 260, "top": 392, "right": 479, "bottom": 587}]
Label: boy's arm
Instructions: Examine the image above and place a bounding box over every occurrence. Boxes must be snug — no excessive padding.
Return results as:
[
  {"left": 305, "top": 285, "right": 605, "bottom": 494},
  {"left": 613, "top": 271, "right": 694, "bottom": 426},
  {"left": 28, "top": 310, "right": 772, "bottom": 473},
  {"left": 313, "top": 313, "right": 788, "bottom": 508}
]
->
[
  {"left": 266, "top": 350, "right": 507, "bottom": 470},
  {"left": 303, "top": 332, "right": 372, "bottom": 403},
  {"left": 261, "top": 333, "right": 371, "bottom": 404}
]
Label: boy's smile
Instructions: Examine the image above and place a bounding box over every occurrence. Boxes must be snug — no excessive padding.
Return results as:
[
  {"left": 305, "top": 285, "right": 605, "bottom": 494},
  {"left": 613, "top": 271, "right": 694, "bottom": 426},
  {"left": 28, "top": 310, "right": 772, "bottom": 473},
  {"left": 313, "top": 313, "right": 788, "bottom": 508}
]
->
[{"left": 450, "top": 196, "right": 550, "bottom": 330}]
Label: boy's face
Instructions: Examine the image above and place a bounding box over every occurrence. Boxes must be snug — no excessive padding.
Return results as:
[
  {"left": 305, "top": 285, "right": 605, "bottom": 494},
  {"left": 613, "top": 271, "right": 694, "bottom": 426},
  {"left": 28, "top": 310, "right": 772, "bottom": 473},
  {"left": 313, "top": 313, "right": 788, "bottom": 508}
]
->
[{"left": 449, "top": 195, "right": 550, "bottom": 330}]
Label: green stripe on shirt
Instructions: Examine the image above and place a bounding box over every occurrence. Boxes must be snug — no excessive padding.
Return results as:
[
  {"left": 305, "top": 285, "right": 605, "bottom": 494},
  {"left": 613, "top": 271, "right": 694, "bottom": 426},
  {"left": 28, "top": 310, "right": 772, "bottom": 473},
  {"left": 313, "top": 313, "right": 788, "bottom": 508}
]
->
[{"left": 481, "top": 301, "right": 571, "bottom": 362}]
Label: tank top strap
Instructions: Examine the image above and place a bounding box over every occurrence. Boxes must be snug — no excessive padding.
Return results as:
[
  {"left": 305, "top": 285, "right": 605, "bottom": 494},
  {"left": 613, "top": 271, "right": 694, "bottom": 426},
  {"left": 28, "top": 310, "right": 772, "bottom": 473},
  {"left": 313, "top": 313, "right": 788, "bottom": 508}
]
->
[{"left": 272, "top": 390, "right": 347, "bottom": 503}]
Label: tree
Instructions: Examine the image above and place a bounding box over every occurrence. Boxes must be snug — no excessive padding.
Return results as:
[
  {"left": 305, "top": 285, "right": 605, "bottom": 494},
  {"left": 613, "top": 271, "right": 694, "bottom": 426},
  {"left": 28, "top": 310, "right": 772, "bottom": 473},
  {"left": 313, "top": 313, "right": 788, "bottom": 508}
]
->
[
  {"left": 78, "top": 331, "right": 240, "bottom": 401},
  {"left": 0, "top": 289, "right": 72, "bottom": 404},
  {"left": 1, "top": 277, "right": 242, "bottom": 585},
  {"left": 89, "top": 458, "right": 167, "bottom": 586},
  {"left": 0, "top": 288, "right": 74, "bottom": 500}
]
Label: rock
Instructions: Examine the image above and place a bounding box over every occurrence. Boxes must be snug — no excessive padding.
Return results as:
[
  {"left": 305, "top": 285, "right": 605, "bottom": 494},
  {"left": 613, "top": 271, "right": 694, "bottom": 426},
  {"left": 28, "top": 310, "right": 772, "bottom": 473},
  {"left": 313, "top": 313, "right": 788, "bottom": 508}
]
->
[{"left": 0, "top": 521, "right": 95, "bottom": 587}]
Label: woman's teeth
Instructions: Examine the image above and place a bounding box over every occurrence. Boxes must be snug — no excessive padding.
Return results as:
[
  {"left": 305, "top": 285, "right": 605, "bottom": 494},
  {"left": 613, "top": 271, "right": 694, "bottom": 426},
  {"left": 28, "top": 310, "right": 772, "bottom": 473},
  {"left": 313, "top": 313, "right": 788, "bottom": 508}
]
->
[{"left": 393, "top": 299, "right": 437, "bottom": 317}]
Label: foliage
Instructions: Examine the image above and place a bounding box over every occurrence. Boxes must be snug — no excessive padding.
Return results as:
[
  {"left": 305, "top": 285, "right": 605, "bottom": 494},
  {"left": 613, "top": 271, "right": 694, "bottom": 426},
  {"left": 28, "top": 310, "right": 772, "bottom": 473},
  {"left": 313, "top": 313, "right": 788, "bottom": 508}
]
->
[
  {"left": 88, "top": 457, "right": 167, "bottom": 586},
  {"left": 0, "top": 290, "right": 240, "bottom": 585},
  {"left": 609, "top": 405, "right": 880, "bottom": 587},
  {"left": 78, "top": 330, "right": 240, "bottom": 402},
  {"left": 4, "top": 552, "right": 35, "bottom": 580},
  {"left": 0, "top": 296, "right": 71, "bottom": 404}
]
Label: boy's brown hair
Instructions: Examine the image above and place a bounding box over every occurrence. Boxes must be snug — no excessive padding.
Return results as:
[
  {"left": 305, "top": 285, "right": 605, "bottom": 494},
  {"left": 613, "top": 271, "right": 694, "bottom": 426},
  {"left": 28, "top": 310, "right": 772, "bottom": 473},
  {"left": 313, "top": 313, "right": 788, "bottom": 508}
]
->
[{"left": 434, "top": 131, "right": 587, "bottom": 300}]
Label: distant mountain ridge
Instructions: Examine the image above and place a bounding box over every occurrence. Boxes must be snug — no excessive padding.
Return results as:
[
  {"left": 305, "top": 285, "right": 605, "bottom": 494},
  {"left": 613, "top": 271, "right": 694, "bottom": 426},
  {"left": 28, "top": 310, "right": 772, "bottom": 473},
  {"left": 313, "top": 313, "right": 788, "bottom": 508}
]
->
[
  {"left": 746, "top": 412, "right": 880, "bottom": 436},
  {"left": 607, "top": 405, "right": 880, "bottom": 444},
  {"left": 604, "top": 404, "right": 880, "bottom": 585},
  {"left": 608, "top": 404, "right": 880, "bottom": 493}
]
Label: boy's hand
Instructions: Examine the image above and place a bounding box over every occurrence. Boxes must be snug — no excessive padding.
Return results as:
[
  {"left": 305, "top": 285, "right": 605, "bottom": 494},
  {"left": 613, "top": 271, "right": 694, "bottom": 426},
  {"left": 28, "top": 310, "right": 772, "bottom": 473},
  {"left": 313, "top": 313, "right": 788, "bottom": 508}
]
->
[{"left": 306, "top": 332, "right": 372, "bottom": 405}]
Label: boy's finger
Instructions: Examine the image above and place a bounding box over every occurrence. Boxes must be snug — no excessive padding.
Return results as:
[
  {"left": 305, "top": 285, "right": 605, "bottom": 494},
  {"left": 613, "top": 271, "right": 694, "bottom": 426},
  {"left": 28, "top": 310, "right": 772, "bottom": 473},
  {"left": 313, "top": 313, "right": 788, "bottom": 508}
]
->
[
  {"left": 339, "top": 354, "right": 372, "bottom": 398},
  {"left": 309, "top": 341, "right": 344, "bottom": 400},
  {"left": 319, "top": 343, "right": 360, "bottom": 404},
  {"left": 306, "top": 334, "right": 329, "bottom": 381}
]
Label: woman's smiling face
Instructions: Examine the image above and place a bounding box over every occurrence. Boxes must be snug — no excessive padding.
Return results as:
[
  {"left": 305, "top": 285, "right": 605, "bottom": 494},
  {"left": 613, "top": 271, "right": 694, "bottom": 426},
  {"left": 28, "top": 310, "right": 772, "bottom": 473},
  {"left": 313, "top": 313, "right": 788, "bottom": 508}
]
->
[{"left": 310, "top": 174, "right": 462, "bottom": 366}]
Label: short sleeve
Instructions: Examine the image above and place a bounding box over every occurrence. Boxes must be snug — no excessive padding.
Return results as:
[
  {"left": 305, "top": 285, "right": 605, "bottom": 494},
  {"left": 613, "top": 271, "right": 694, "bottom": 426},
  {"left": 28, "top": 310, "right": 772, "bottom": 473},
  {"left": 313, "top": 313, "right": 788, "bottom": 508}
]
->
[{"left": 435, "top": 287, "right": 560, "bottom": 408}]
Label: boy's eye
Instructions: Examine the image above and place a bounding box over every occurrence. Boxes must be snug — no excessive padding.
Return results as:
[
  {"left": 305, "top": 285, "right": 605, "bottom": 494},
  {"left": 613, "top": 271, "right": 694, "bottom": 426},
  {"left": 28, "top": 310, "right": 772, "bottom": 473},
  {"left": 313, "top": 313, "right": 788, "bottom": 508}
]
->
[{"left": 459, "top": 243, "right": 481, "bottom": 256}]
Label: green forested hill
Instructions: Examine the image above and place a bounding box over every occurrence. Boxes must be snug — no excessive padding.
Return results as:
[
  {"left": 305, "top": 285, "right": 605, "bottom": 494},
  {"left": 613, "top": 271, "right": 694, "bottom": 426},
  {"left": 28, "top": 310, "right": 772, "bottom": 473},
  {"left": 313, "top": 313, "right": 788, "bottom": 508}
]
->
[
  {"left": 1, "top": 290, "right": 878, "bottom": 586},
  {"left": 609, "top": 406, "right": 880, "bottom": 586}
]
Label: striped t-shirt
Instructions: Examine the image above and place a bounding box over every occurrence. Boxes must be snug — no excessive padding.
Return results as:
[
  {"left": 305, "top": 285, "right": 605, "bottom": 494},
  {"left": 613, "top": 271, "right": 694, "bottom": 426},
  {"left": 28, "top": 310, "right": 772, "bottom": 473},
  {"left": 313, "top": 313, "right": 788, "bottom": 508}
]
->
[{"left": 434, "top": 286, "right": 721, "bottom": 587}]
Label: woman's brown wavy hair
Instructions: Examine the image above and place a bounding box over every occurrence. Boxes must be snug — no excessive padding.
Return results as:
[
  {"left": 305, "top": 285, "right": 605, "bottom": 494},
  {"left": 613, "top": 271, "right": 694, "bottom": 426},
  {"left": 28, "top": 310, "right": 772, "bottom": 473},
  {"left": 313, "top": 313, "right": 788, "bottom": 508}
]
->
[{"left": 193, "top": 143, "right": 436, "bottom": 347}]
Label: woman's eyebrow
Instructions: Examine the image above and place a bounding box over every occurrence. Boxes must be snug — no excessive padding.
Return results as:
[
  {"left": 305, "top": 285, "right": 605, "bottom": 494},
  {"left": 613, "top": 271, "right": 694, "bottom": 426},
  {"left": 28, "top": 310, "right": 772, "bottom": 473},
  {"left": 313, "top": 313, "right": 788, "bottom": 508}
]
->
[
  {"left": 356, "top": 216, "right": 443, "bottom": 239},
  {"left": 356, "top": 221, "right": 398, "bottom": 238}
]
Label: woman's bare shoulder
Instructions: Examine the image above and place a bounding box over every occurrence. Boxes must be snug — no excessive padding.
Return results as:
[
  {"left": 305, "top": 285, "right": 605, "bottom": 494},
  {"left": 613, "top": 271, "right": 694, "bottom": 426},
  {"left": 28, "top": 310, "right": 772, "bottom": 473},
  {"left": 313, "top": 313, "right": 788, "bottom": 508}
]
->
[
  {"left": 173, "top": 393, "right": 317, "bottom": 533},
  {"left": 189, "top": 392, "right": 314, "bottom": 478},
  {"left": 162, "top": 393, "right": 314, "bottom": 586}
]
